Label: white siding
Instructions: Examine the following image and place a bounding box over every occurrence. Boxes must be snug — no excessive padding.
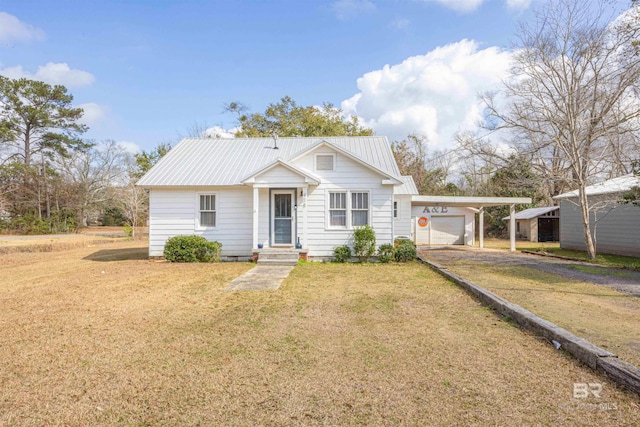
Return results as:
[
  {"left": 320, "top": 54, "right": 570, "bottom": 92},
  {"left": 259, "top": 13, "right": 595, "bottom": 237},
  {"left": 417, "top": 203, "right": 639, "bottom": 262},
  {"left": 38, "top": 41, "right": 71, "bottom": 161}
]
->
[
  {"left": 410, "top": 206, "right": 475, "bottom": 246},
  {"left": 147, "top": 146, "right": 398, "bottom": 259},
  {"left": 148, "top": 187, "right": 253, "bottom": 257},
  {"left": 394, "top": 195, "right": 412, "bottom": 237},
  {"left": 254, "top": 165, "right": 308, "bottom": 186},
  {"left": 257, "top": 188, "right": 270, "bottom": 247},
  {"left": 560, "top": 199, "right": 640, "bottom": 257},
  {"left": 293, "top": 148, "right": 394, "bottom": 258}
]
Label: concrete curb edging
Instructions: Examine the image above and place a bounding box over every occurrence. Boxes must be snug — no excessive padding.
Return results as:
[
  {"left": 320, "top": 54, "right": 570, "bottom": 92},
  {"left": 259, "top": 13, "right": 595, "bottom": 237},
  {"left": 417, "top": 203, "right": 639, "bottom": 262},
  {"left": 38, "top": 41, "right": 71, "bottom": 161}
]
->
[
  {"left": 521, "top": 250, "right": 640, "bottom": 272},
  {"left": 418, "top": 254, "right": 640, "bottom": 396}
]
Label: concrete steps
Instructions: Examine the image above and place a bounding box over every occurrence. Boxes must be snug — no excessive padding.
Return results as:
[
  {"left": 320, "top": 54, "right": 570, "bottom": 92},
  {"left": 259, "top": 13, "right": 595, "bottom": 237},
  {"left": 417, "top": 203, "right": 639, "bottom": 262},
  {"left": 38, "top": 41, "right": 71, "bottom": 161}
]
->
[{"left": 256, "top": 248, "right": 300, "bottom": 266}]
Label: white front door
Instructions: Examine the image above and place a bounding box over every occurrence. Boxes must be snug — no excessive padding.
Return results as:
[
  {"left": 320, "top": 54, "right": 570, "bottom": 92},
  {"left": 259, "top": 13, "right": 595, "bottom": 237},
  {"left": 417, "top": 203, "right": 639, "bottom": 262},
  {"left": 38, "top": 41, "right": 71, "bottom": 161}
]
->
[{"left": 272, "top": 190, "right": 294, "bottom": 246}]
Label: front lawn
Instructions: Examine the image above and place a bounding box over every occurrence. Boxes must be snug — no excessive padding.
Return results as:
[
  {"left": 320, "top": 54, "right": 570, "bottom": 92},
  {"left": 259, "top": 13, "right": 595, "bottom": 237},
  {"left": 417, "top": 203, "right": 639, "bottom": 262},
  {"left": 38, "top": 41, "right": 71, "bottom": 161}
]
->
[{"left": 0, "top": 241, "right": 638, "bottom": 426}]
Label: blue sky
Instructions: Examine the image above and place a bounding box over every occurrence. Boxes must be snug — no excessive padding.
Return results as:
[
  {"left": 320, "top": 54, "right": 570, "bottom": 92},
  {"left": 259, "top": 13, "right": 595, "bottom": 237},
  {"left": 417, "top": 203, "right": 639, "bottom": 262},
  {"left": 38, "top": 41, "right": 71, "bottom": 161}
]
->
[{"left": 0, "top": 0, "right": 629, "bottom": 152}]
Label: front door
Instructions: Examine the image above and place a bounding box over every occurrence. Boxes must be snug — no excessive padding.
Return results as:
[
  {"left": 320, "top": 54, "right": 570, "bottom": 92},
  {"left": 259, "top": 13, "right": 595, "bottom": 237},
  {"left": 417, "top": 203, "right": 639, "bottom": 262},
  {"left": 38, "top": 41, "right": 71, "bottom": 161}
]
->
[{"left": 272, "top": 190, "right": 294, "bottom": 246}]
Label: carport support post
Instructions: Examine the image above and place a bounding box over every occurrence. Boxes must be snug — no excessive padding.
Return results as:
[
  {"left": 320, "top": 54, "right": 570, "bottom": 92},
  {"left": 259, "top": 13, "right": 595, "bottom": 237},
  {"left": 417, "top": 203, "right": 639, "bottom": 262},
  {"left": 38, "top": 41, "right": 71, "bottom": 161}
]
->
[
  {"left": 479, "top": 207, "right": 484, "bottom": 249},
  {"left": 509, "top": 203, "right": 516, "bottom": 252}
]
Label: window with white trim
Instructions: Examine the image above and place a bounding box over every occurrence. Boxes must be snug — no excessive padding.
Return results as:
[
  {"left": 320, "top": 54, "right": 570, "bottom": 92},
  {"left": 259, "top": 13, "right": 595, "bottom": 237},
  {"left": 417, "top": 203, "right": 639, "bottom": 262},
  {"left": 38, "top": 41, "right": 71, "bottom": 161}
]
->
[
  {"left": 199, "top": 194, "right": 216, "bottom": 227},
  {"left": 394, "top": 201, "right": 398, "bottom": 218},
  {"left": 316, "top": 154, "right": 335, "bottom": 171},
  {"left": 351, "top": 192, "right": 369, "bottom": 226},
  {"left": 329, "top": 192, "right": 346, "bottom": 227}
]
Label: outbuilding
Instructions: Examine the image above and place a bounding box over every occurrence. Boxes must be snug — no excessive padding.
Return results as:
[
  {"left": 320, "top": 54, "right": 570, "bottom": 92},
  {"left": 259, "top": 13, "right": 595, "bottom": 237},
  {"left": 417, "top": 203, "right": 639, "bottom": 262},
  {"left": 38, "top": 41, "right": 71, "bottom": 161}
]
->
[
  {"left": 554, "top": 174, "right": 640, "bottom": 257},
  {"left": 502, "top": 206, "right": 559, "bottom": 242}
]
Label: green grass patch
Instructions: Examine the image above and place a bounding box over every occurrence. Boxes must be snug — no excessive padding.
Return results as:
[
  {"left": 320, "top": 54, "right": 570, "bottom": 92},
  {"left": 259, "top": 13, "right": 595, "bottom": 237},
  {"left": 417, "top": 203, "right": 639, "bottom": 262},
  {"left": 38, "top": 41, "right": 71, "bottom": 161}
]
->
[{"left": 540, "top": 248, "right": 640, "bottom": 270}]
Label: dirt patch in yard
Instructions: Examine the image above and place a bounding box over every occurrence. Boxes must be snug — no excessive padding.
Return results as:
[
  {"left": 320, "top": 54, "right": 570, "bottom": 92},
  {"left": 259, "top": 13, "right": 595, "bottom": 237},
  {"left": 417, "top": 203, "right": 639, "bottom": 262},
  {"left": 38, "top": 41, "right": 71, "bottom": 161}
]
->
[{"left": 1, "top": 242, "right": 639, "bottom": 425}]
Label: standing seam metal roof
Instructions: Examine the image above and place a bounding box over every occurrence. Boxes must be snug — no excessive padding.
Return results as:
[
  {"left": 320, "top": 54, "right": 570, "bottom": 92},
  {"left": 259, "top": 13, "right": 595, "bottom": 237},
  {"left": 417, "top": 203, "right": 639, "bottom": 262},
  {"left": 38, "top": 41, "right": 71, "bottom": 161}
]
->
[
  {"left": 501, "top": 206, "right": 559, "bottom": 221},
  {"left": 554, "top": 174, "right": 640, "bottom": 199},
  {"left": 137, "top": 136, "right": 401, "bottom": 187},
  {"left": 395, "top": 176, "right": 419, "bottom": 195}
]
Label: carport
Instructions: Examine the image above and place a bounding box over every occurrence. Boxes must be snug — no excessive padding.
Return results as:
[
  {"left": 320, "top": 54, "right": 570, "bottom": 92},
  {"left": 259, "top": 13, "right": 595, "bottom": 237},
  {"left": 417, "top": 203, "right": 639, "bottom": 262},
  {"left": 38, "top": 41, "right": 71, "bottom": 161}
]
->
[{"left": 411, "top": 196, "right": 532, "bottom": 252}]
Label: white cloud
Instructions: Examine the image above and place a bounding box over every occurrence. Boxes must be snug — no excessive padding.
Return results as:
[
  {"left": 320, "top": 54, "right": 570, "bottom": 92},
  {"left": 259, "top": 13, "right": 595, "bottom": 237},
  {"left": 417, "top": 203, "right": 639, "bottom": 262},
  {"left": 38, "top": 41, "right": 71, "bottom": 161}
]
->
[
  {"left": 417, "top": 0, "right": 532, "bottom": 13},
  {"left": 0, "top": 12, "right": 45, "bottom": 44},
  {"left": 204, "top": 126, "right": 238, "bottom": 138},
  {"left": 341, "top": 39, "right": 513, "bottom": 149},
  {"left": 116, "top": 141, "right": 141, "bottom": 154},
  {"left": 419, "top": 0, "right": 484, "bottom": 13},
  {"left": 0, "top": 62, "right": 94, "bottom": 88},
  {"left": 506, "top": 0, "right": 531, "bottom": 10},
  {"left": 78, "top": 102, "right": 108, "bottom": 126},
  {"left": 331, "top": 0, "right": 376, "bottom": 20}
]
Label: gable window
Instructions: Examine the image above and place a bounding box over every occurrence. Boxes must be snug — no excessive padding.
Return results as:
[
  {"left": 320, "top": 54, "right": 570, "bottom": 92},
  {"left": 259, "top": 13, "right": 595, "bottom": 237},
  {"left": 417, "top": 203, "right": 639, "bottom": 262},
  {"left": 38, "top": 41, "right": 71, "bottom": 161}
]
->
[
  {"left": 199, "top": 194, "right": 216, "bottom": 227},
  {"left": 329, "top": 192, "right": 346, "bottom": 226},
  {"left": 351, "top": 192, "right": 369, "bottom": 226},
  {"left": 316, "top": 154, "right": 335, "bottom": 171}
]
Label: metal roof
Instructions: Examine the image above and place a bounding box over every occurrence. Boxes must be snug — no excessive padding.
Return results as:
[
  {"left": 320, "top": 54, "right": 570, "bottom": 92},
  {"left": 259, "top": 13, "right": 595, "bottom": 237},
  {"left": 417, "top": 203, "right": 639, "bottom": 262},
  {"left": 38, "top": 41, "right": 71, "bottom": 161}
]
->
[
  {"left": 554, "top": 174, "right": 640, "bottom": 199},
  {"left": 137, "top": 136, "right": 401, "bottom": 187},
  {"left": 396, "top": 176, "right": 419, "bottom": 195},
  {"left": 502, "top": 206, "right": 559, "bottom": 221}
]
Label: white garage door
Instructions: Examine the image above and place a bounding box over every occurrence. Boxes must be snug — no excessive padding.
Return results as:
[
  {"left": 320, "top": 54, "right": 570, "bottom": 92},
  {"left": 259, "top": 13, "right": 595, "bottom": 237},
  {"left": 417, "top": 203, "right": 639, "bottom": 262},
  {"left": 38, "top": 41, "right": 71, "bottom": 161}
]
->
[{"left": 431, "top": 216, "right": 465, "bottom": 245}]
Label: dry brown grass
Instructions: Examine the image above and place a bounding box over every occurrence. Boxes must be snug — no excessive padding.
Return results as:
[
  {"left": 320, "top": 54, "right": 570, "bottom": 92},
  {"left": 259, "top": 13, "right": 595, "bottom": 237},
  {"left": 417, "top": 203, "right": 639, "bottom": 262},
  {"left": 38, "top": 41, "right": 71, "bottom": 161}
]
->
[
  {"left": 475, "top": 238, "right": 561, "bottom": 251},
  {"left": 1, "top": 241, "right": 639, "bottom": 426},
  {"left": 429, "top": 257, "right": 640, "bottom": 369},
  {"left": 0, "top": 234, "right": 125, "bottom": 254}
]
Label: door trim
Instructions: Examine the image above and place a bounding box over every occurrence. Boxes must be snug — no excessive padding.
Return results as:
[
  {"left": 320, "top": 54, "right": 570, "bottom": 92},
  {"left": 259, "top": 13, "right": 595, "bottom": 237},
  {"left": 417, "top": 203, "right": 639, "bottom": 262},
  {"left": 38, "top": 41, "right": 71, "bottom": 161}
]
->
[{"left": 270, "top": 189, "right": 296, "bottom": 246}]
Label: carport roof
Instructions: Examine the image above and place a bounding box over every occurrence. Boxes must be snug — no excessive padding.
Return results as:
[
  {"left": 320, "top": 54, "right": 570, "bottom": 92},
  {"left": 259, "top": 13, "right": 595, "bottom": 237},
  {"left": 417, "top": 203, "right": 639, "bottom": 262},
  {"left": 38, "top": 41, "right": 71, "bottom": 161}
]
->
[
  {"left": 502, "top": 206, "right": 559, "bottom": 221},
  {"left": 411, "top": 195, "right": 532, "bottom": 207}
]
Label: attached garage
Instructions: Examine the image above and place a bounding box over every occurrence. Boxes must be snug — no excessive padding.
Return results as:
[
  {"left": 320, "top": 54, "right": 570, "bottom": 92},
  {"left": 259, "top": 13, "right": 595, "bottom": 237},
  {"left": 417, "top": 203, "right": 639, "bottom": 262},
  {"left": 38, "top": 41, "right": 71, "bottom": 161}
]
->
[
  {"left": 430, "top": 216, "right": 465, "bottom": 245},
  {"left": 411, "top": 206, "right": 475, "bottom": 246},
  {"left": 410, "top": 195, "right": 533, "bottom": 251}
]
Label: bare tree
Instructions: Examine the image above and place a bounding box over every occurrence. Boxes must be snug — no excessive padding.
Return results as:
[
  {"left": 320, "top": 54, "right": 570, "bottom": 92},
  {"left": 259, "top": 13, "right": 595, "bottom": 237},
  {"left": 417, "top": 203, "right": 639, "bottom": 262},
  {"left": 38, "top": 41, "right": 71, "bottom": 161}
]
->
[
  {"left": 59, "top": 140, "right": 131, "bottom": 227},
  {"left": 121, "top": 179, "right": 147, "bottom": 239},
  {"left": 482, "top": 0, "right": 640, "bottom": 258},
  {"left": 391, "top": 134, "right": 451, "bottom": 194}
]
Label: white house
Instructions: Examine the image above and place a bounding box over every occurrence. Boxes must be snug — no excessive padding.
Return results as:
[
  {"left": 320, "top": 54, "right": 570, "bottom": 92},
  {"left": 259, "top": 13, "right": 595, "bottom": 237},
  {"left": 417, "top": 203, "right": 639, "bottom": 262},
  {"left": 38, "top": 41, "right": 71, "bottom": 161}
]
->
[
  {"left": 137, "top": 136, "right": 418, "bottom": 260},
  {"left": 554, "top": 174, "right": 640, "bottom": 257}
]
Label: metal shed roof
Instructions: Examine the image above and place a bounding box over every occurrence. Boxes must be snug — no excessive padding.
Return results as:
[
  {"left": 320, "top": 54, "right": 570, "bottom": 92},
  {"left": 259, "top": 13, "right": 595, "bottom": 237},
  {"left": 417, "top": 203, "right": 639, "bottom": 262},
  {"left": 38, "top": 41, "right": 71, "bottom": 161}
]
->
[
  {"left": 501, "top": 206, "right": 559, "bottom": 221},
  {"left": 137, "top": 136, "right": 401, "bottom": 187},
  {"left": 554, "top": 174, "right": 640, "bottom": 199}
]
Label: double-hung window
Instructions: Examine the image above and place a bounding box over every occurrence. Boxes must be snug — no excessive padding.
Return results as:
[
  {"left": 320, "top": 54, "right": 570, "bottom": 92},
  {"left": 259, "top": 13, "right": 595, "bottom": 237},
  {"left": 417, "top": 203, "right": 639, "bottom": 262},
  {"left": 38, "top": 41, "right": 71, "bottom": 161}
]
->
[
  {"left": 351, "top": 192, "right": 369, "bottom": 226},
  {"left": 199, "top": 194, "right": 216, "bottom": 227},
  {"left": 329, "top": 192, "right": 347, "bottom": 227}
]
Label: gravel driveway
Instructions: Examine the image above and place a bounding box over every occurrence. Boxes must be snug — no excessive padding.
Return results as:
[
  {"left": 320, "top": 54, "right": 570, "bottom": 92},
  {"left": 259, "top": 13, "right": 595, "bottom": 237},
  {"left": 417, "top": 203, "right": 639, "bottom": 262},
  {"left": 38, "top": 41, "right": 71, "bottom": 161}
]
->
[{"left": 420, "top": 246, "right": 640, "bottom": 297}]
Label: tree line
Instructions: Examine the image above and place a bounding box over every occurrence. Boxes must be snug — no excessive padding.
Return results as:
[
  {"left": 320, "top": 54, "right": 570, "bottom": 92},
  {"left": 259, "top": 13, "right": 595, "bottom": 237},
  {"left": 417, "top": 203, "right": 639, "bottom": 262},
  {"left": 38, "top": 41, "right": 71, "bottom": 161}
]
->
[
  {"left": 1, "top": 0, "right": 639, "bottom": 259},
  {"left": 0, "top": 77, "right": 146, "bottom": 235}
]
